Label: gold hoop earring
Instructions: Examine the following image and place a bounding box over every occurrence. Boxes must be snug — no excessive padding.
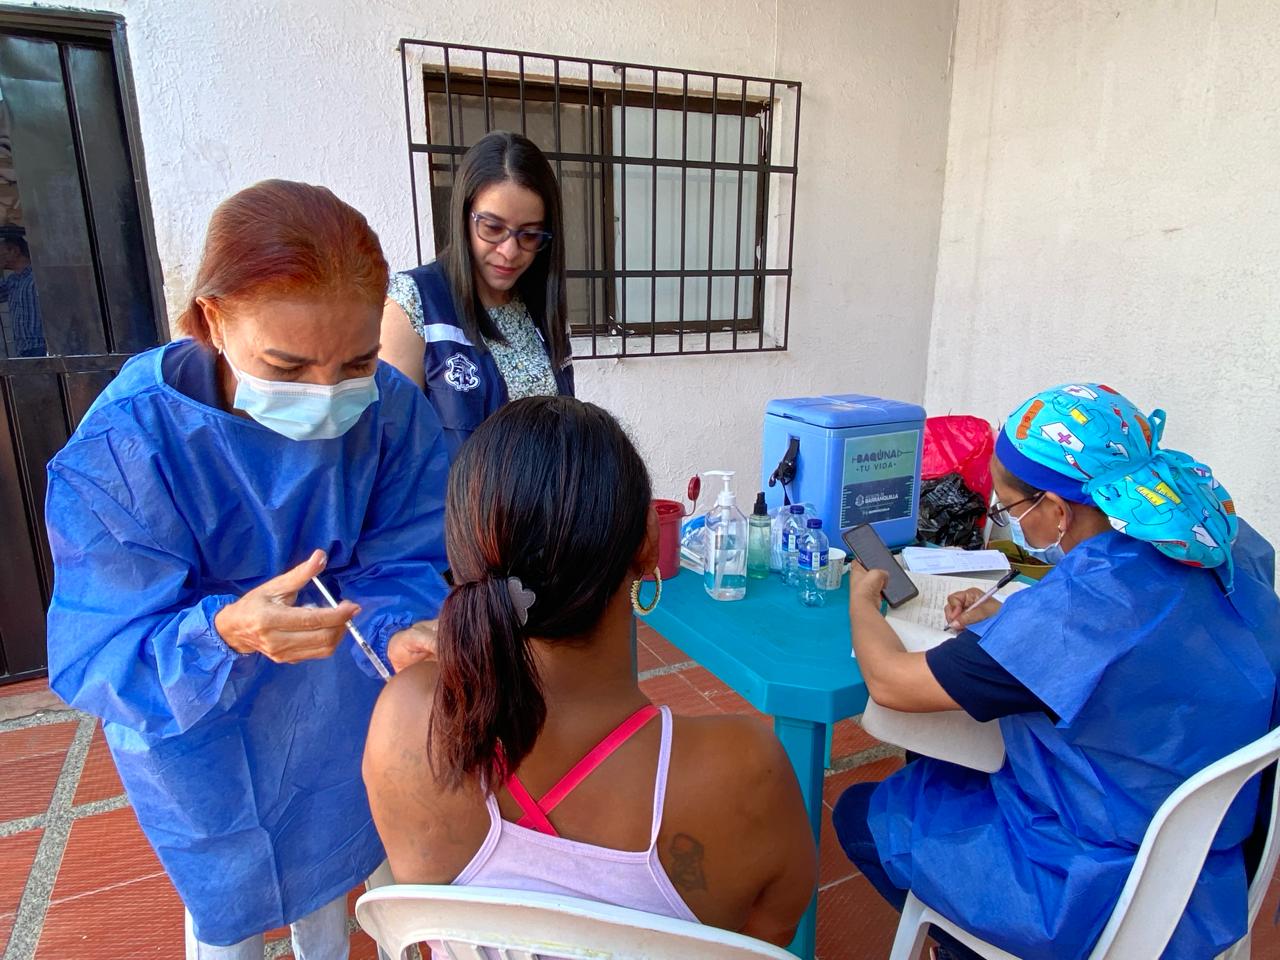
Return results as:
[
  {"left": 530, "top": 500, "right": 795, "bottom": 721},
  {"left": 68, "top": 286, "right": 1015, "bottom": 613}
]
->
[{"left": 631, "top": 568, "right": 662, "bottom": 616}]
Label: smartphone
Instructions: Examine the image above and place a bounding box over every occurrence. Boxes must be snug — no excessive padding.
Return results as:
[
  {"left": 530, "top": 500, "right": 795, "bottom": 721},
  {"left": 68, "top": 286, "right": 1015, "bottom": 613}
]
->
[{"left": 841, "top": 524, "right": 919, "bottom": 608}]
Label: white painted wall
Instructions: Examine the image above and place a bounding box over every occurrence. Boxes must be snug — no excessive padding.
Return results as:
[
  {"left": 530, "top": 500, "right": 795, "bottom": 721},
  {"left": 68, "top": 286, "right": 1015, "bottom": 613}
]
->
[
  {"left": 927, "top": 1, "right": 1280, "bottom": 546},
  {"left": 15, "top": 0, "right": 956, "bottom": 505}
]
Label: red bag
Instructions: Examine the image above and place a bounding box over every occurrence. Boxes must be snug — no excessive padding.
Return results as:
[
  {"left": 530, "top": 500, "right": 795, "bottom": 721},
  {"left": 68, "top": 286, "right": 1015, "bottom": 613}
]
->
[{"left": 921, "top": 415, "right": 996, "bottom": 506}]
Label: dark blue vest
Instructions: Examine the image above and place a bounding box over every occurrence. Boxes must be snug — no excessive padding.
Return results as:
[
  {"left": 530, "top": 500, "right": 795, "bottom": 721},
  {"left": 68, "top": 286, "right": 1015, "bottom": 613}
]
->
[{"left": 405, "top": 260, "right": 574, "bottom": 458}]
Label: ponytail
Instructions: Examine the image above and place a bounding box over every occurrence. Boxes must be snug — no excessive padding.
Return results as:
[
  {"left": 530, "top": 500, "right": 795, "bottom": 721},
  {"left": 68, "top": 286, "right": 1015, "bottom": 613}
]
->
[
  {"left": 429, "top": 396, "right": 653, "bottom": 791},
  {"left": 429, "top": 577, "right": 546, "bottom": 789}
]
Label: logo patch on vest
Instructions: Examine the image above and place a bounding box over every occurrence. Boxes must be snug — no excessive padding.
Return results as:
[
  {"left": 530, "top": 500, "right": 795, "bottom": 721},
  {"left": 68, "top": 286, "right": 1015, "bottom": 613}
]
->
[{"left": 444, "top": 353, "right": 480, "bottom": 392}]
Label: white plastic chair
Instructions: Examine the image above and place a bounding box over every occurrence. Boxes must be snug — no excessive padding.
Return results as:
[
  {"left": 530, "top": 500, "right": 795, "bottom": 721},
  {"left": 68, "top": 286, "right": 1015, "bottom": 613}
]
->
[
  {"left": 888, "top": 725, "right": 1280, "bottom": 960},
  {"left": 355, "top": 885, "right": 797, "bottom": 960},
  {"left": 1221, "top": 754, "right": 1280, "bottom": 960}
]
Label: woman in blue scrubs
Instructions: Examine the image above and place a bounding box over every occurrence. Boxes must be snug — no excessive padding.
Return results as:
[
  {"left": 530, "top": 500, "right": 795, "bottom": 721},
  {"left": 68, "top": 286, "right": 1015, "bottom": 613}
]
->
[
  {"left": 44, "top": 180, "right": 450, "bottom": 958},
  {"left": 836, "top": 383, "right": 1280, "bottom": 960}
]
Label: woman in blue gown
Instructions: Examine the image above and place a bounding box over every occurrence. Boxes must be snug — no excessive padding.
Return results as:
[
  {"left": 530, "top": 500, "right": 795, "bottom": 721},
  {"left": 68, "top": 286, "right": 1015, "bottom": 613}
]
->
[
  {"left": 836, "top": 383, "right": 1280, "bottom": 960},
  {"left": 44, "top": 180, "right": 450, "bottom": 958}
]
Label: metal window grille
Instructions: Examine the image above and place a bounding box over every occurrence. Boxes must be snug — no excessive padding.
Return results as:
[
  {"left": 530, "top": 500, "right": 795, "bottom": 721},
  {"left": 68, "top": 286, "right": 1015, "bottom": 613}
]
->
[{"left": 398, "top": 39, "right": 801, "bottom": 358}]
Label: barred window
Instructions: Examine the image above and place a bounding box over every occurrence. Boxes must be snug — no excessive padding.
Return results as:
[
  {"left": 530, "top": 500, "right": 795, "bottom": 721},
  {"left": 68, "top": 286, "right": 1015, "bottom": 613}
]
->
[{"left": 398, "top": 40, "right": 801, "bottom": 358}]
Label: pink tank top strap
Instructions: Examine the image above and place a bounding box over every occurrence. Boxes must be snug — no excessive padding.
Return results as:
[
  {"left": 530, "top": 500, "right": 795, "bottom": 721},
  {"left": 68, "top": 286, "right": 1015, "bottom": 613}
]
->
[
  {"left": 506, "top": 771, "right": 557, "bottom": 835},
  {"left": 538, "top": 703, "right": 661, "bottom": 813},
  {"left": 647, "top": 706, "right": 674, "bottom": 846},
  {"left": 505, "top": 703, "right": 661, "bottom": 838}
]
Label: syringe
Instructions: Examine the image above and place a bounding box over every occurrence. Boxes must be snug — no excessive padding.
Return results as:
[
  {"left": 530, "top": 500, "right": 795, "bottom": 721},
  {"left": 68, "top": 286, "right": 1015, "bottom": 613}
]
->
[{"left": 310, "top": 576, "right": 392, "bottom": 681}]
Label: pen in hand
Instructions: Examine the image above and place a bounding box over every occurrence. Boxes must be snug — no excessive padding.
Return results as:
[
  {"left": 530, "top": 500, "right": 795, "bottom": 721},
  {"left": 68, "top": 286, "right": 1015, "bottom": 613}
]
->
[
  {"left": 946, "top": 569, "right": 1018, "bottom": 632},
  {"left": 310, "top": 576, "right": 393, "bottom": 681}
]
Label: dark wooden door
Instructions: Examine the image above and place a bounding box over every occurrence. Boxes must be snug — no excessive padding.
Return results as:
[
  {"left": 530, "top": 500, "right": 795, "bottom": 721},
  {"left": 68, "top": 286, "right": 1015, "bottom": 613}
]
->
[{"left": 0, "top": 12, "right": 164, "bottom": 683}]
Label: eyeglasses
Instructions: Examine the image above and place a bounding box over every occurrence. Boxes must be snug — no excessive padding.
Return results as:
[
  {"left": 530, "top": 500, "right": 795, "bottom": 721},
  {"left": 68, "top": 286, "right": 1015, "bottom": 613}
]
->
[
  {"left": 470, "top": 212, "right": 552, "bottom": 252},
  {"left": 986, "top": 491, "right": 1045, "bottom": 527}
]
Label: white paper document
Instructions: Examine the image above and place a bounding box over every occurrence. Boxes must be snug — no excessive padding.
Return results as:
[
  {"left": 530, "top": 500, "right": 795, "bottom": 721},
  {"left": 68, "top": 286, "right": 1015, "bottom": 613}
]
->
[
  {"left": 900, "top": 547, "right": 1011, "bottom": 575},
  {"left": 857, "top": 570, "right": 1022, "bottom": 773},
  {"left": 886, "top": 571, "right": 1028, "bottom": 634}
]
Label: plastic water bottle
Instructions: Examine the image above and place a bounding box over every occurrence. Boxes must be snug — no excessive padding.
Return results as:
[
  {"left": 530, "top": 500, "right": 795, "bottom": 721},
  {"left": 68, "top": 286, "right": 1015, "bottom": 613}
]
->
[
  {"left": 798, "top": 518, "right": 829, "bottom": 607},
  {"left": 781, "top": 505, "right": 807, "bottom": 586}
]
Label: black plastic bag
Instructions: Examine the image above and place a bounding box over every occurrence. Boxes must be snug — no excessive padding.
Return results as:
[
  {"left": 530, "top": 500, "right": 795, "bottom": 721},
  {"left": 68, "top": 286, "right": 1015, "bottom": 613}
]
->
[{"left": 917, "top": 472, "right": 986, "bottom": 549}]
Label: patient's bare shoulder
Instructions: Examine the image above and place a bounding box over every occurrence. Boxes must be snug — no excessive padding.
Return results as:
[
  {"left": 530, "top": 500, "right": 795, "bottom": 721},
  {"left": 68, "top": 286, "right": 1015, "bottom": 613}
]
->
[
  {"left": 364, "top": 660, "right": 440, "bottom": 807},
  {"left": 364, "top": 660, "right": 490, "bottom": 883}
]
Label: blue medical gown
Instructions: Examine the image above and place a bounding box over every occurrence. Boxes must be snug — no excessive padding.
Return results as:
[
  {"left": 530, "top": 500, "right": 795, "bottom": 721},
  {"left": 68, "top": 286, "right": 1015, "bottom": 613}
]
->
[
  {"left": 44, "top": 341, "right": 450, "bottom": 945},
  {"left": 870, "top": 528, "right": 1280, "bottom": 960}
]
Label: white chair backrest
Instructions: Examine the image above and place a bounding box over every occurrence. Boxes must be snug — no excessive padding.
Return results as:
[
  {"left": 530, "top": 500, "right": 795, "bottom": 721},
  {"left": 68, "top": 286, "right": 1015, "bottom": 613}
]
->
[
  {"left": 1245, "top": 759, "right": 1280, "bottom": 931},
  {"left": 355, "top": 885, "right": 797, "bottom": 960},
  {"left": 1089, "top": 726, "right": 1280, "bottom": 959}
]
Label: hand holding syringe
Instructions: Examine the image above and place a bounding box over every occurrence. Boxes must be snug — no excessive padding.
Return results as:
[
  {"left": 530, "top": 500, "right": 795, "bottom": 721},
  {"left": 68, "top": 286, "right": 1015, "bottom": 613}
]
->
[
  {"left": 214, "top": 550, "right": 362, "bottom": 664},
  {"left": 311, "top": 576, "right": 392, "bottom": 681}
]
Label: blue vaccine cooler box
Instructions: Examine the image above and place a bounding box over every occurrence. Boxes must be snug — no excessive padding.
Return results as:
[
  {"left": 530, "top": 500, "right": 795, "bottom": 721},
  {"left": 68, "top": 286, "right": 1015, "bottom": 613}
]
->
[{"left": 762, "top": 394, "right": 926, "bottom": 547}]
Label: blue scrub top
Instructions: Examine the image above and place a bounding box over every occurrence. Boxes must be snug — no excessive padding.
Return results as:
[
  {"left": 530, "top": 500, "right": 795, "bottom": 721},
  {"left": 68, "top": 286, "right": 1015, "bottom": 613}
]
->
[
  {"left": 44, "top": 340, "right": 451, "bottom": 945},
  {"left": 871, "top": 528, "right": 1280, "bottom": 960}
]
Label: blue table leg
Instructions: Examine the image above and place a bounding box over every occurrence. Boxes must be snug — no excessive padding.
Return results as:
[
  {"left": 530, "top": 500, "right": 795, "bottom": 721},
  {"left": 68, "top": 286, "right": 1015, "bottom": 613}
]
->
[{"left": 774, "top": 716, "right": 827, "bottom": 959}]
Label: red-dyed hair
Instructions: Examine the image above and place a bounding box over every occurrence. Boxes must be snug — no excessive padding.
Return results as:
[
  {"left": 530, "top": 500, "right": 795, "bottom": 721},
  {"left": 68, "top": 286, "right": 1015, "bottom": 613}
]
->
[{"left": 176, "top": 180, "right": 389, "bottom": 346}]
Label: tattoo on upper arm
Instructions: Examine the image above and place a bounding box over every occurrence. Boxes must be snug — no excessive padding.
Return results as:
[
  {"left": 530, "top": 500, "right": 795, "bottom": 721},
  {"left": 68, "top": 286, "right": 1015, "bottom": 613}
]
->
[{"left": 668, "top": 833, "right": 709, "bottom": 893}]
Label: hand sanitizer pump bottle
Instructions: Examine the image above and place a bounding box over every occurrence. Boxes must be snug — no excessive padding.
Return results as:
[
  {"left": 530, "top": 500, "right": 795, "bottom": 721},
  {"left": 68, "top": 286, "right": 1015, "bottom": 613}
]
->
[{"left": 703, "top": 471, "right": 748, "bottom": 601}]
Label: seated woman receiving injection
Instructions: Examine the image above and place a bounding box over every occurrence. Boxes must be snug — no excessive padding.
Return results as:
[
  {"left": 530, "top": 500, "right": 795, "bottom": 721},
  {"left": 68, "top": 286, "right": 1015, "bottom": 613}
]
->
[{"left": 364, "top": 396, "right": 817, "bottom": 946}]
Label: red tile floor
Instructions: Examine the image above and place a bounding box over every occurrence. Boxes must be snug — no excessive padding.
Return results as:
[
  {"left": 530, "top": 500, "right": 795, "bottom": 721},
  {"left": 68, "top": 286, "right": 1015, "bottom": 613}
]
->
[{"left": 4, "top": 627, "right": 1280, "bottom": 959}]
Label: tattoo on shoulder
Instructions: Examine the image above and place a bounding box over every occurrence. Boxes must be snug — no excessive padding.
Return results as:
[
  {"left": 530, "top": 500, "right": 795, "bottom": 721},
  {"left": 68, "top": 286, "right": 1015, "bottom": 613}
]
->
[{"left": 668, "top": 832, "right": 709, "bottom": 893}]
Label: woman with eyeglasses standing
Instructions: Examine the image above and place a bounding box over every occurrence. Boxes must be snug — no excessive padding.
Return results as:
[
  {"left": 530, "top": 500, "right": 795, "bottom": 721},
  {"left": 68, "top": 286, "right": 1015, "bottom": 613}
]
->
[{"left": 381, "top": 131, "right": 573, "bottom": 457}]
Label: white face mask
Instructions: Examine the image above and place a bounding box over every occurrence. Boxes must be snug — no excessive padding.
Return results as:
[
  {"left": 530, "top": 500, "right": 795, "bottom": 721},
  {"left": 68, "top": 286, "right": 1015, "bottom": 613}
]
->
[
  {"left": 222, "top": 351, "right": 378, "bottom": 441},
  {"left": 1007, "top": 498, "right": 1069, "bottom": 564}
]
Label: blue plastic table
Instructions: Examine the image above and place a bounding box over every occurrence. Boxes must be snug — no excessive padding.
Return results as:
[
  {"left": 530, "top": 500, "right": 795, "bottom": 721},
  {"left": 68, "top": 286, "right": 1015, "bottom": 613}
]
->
[{"left": 638, "top": 569, "right": 868, "bottom": 959}]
